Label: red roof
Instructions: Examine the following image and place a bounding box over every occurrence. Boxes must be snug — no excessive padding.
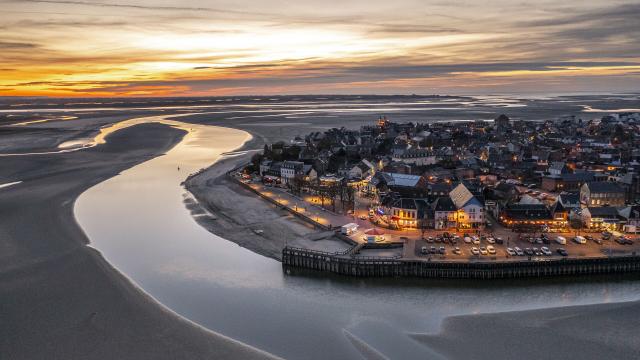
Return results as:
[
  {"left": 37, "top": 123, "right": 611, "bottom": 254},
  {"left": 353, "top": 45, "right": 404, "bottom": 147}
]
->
[{"left": 364, "top": 228, "right": 385, "bottom": 235}]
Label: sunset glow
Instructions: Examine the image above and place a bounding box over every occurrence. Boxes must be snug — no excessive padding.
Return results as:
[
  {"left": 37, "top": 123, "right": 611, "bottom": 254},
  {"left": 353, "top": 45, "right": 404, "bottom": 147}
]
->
[{"left": 1, "top": 0, "right": 639, "bottom": 96}]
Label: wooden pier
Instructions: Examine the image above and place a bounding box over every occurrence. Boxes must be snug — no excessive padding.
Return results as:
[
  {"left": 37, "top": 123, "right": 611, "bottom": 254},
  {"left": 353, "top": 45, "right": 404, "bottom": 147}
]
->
[{"left": 282, "top": 247, "right": 640, "bottom": 279}]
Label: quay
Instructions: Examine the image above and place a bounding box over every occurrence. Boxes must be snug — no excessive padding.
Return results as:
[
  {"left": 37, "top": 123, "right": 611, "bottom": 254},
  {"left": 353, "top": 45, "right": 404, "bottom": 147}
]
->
[{"left": 282, "top": 246, "right": 640, "bottom": 279}]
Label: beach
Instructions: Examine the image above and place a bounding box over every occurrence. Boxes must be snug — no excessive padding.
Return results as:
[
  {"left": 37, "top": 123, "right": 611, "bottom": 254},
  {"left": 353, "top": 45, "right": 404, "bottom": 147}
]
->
[{"left": 0, "top": 122, "right": 275, "bottom": 360}]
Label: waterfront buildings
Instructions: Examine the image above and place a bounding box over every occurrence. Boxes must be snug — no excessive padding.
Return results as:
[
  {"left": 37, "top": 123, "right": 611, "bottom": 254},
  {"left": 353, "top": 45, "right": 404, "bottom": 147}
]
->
[{"left": 249, "top": 112, "right": 640, "bottom": 233}]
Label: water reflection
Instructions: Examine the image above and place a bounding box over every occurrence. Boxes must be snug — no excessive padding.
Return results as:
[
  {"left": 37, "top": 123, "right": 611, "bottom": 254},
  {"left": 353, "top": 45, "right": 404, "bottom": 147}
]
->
[{"left": 75, "top": 116, "right": 640, "bottom": 359}]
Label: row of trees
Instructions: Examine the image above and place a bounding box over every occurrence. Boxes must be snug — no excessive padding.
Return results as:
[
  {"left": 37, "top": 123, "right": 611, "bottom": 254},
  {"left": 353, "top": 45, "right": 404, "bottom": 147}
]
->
[{"left": 288, "top": 175, "right": 356, "bottom": 213}]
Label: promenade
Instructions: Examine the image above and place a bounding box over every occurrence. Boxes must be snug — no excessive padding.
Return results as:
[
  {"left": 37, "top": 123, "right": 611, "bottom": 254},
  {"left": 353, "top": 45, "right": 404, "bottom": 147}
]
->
[{"left": 233, "top": 173, "right": 640, "bottom": 264}]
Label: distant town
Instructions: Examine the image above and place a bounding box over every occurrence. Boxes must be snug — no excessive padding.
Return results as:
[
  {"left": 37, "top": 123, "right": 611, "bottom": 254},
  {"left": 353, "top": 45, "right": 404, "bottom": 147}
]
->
[{"left": 237, "top": 113, "right": 640, "bottom": 261}]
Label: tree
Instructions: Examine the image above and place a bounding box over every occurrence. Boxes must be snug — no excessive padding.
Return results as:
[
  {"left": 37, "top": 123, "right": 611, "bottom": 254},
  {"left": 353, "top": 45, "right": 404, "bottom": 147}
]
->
[
  {"left": 419, "top": 218, "right": 429, "bottom": 240},
  {"left": 326, "top": 183, "right": 340, "bottom": 212},
  {"left": 248, "top": 153, "right": 263, "bottom": 173},
  {"left": 291, "top": 174, "right": 305, "bottom": 196}
]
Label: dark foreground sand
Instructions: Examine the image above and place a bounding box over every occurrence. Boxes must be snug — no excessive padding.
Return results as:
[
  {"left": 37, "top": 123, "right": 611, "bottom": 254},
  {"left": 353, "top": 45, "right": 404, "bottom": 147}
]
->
[
  {"left": 414, "top": 300, "right": 640, "bottom": 359},
  {"left": 0, "top": 123, "right": 275, "bottom": 359}
]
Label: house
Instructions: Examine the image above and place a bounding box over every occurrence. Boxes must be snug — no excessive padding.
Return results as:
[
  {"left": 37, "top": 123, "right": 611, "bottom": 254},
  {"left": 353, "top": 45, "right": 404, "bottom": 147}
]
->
[
  {"left": 392, "top": 148, "right": 437, "bottom": 166},
  {"left": 449, "top": 183, "right": 485, "bottom": 229},
  {"left": 541, "top": 172, "right": 594, "bottom": 192},
  {"left": 259, "top": 159, "right": 273, "bottom": 176},
  {"left": 493, "top": 182, "right": 519, "bottom": 202},
  {"left": 619, "top": 205, "right": 640, "bottom": 232},
  {"left": 558, "top": 193, "right": 580, "bottom": 209},
  {"left": 580, "top": 182, "right": 626, "bottom": 207},
  {"left": 428, "top": 182, "right": 452, "bottom": 198},
  {"left": 432, "top": 197, "right": 457, "bottom": 230},
  {"left": 548, "top": 161, "right": 569, "bottom": 176},
  {"left": 550, "top": 200, "right": 569, "bottom": 230},
  {"left": 369, "top": 172, "right": 427, "bottom": 197},
  {"left": 498, "top": 203, "right": 555, "bottom": 230},
  {"left": 581, "top": 207, "right": 625, "bottom": 231},
  {"left": 302, "top": 165, "right": 317, "bottom": 182},
  {"left": 343, "top": 160, "right": 375, "bottom": 180},
  {"left": 387, "top": 198, "right": 419, "bottom": 228},
  {"left": 280, "top": 161, "right": 305, "bottom": 184}
]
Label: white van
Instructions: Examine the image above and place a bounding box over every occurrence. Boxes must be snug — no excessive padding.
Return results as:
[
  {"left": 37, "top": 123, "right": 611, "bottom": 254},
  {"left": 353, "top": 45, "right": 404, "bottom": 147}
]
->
[
  {"left": 573, "top": 236, "right": 586, "bottom": 244},
  {"left": 341, "top": 223, "right": 359, "bottom": 235},
  {"left": 555, "top": 236, "right": 567, "bottom": 245}
]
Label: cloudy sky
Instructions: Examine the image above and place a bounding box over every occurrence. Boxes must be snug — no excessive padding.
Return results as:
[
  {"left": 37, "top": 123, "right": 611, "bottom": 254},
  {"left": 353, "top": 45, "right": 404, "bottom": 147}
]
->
[{"left": 1, "top": 0, "right": 639, "bottom": 96}]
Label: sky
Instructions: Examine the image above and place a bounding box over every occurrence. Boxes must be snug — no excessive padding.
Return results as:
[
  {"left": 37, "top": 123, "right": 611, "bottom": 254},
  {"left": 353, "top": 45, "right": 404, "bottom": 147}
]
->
[{"left": 1, "top": 0, "right": 639, "bottom": 97}]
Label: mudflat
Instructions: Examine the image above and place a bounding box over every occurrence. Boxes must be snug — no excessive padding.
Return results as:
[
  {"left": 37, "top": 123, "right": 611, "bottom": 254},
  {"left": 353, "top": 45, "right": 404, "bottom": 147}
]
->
[{"left": 0, "top": 123, "right": 274, "bottom": 360}]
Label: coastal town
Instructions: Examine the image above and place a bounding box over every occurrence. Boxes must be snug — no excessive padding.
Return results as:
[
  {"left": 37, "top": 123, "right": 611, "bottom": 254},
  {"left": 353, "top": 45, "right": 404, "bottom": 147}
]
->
[{"left": 236, "top": 113, "right": 640, "bottom": 263}]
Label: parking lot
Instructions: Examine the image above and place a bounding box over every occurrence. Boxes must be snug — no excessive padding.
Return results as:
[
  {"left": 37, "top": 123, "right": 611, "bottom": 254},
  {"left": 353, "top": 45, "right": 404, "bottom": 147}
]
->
[{"left": 410, "top": 231, "right": 640, "bottom": 262}]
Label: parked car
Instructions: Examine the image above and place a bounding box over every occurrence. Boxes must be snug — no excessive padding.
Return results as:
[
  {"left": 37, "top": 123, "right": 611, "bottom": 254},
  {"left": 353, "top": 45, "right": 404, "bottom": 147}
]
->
[
  {"left": 514, "top": 247, "right": 524, "bottom": 256},
  {"left": 486, "top": 237, "right": 495, "bottom": 244},
  {"left": 506, "top": 247, "right": 516, "bottom": 256},
  {"left": 471, "top": 247, "right": 480, "bottom": 255},
  {"left": 438, "top": 246, "right": 446, "bottom": 254},
  {"left": 464, "top": 237, "right": 472, "bottom": 244},
  {"left": 541, "top": 247, "right": 552, "bottom": 256},
  {"left": 594, "top": 238, "right": 603, "bottom": 245},
  {"left": 421, "top": 246, "right": 428, "bottom": 254},
  {"left": 555, "top": 236, "right": 567, "bottom": 245},
  {"left": 533, "top": 247, "right": 542, "bottom": 256},
  {"left": 487, "top": 245, "right": 496, "bottom": 255},
  {"left": 525, "top": 248, "right": 534, "bottom": 256},
  {"left": 472, "top": 236, "right": 480, "bottom": 245},
  {"left": 573, "top": 236, "right": 587, "bottom": 244},
  {"left": 480, "top": 247, "right": 488, "bottom": 255},
  {"left": 427, "top": 236, "right": 434, "bottom": 243},
  {"left": 453, "top": 247, "right": 462, "bottom": 255},
  {"left": 602, "top": 231, "right": 612, "bottom": 240},
  {"left": 430, "top": 246, "right": 437, "bottom": 254},
  {"left": 495, "top": 237, "right": 504, "bottom": 245},
  {"left": 557, "top": 248, "right": 568, "bottom": 256}
]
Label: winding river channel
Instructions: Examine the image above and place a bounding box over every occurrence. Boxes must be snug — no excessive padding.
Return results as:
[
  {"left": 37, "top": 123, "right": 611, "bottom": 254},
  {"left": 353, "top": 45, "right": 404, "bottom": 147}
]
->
[{"left": 75, "top": 115, "right": 640, "bottom": 359}]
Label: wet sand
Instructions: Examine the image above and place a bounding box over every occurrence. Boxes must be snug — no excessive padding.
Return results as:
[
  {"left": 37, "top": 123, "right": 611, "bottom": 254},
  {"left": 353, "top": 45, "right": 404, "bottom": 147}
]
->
[
  {"left": 413, "top": 300, "right": 640, "bottom": 359},
  {"left": 0, "top": 123, "right": 274, "bottom": 359}
]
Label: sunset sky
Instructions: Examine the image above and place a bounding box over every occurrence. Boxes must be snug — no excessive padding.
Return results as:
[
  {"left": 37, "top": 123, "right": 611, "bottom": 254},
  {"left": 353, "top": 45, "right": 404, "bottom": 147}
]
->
[{"left": 1, "top": 0, "right": 639, "bottom": 97}]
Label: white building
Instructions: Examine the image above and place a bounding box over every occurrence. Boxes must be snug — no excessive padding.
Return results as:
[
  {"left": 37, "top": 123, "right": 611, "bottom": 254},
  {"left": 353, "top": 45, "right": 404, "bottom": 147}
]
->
[
  {"left": 449, "top": 183, "right": 485, "bottom": 230},
  {"left": 280, "top": 161, "right": 304, "bottom": 184}
]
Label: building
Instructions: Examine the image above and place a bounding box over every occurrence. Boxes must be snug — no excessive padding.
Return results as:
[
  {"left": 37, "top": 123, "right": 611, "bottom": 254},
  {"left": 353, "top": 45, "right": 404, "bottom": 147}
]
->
[
  {"left": 548, "top": 161, "right": 569, "bottom": 176},
  {"left": 581, "top": 207, "right": 625, "bottom": 230},
  {"left": 392, "top": 148, "right": 437, "bottom": 166},
  {"left": 259, "top": 159, "right": 273, "bottom": 176},
  {"left": 388, "top": 198, "right": 419, "bottom": 228},
  {"left": 432, "top": 197, "right": 457, "bottom": 230},
  {"left": 558, "top": 193, "right": 580, "bottom": 209},
  {"left": 619, "top": 205, "right": 640, "bottom": 232},
  {"left": 449, "top": 183, "right": 485, "bottom": 229},
  {"left": 369, "top": 172, "right": 427, "bottom": 197},
  {"left": 280, "top": 161, "right": 305, "bottom": 185},
  {"left": 498, "top": 203, "right": 555, "bottom": 230},
  {"left": 541, "top": 172, "right": 595, "bottom": 192},
  {"left": 580, "top": 182, "right": 626, "bottom": 207}
]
